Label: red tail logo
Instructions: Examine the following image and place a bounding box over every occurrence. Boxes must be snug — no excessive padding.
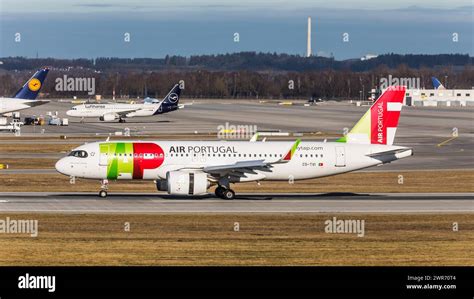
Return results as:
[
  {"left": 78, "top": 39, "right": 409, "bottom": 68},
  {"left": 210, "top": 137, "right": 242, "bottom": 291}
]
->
[{"left": 370, "top": 86, "right": 405, "bottom": 145}]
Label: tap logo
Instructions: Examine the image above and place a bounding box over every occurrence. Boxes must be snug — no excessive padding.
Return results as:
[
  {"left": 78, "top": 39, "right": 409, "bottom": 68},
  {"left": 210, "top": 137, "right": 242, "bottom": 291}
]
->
[
  {"left": 101, "top": 142, "right": 165, "bottom": 179},
  {"left": 28, "top": 78, "right": 41, "bottom": 92}
]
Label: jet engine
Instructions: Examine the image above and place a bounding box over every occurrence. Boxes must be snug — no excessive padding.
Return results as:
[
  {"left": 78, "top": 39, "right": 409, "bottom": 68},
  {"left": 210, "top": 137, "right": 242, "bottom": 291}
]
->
[
  {"left": 156, "top": 171, "right": 209, "bottom": 195},
  {"left": 99, "top": 114, "right": 116, "bottom": 121}
]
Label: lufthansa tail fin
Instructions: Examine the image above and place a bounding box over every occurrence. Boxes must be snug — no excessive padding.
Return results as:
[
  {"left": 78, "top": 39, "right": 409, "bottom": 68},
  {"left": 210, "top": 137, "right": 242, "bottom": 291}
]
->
[
  {"left": 13, "top": 68, "right": 49, "bottom": 100},
  {"left": 161, "top": 84, "right": 181, "bottom": 105},
  {"left": 431, "top": 77, "right": 445, "bottom": 90},
  {"left": 337, "top": 86, "right": 406, "bottom": 145}
]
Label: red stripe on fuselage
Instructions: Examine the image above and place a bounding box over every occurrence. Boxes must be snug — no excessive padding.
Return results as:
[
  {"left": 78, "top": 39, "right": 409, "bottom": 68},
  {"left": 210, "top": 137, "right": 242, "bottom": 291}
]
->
[{"left": 132, "top": 143, "right": 165, "bottom": 179}]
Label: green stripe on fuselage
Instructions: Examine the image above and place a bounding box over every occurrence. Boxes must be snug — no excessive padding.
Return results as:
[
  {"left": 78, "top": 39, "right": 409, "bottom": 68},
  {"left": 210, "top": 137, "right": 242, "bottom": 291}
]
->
[{"left": 101, "top": 142, "right": 134, "bottom": 179}]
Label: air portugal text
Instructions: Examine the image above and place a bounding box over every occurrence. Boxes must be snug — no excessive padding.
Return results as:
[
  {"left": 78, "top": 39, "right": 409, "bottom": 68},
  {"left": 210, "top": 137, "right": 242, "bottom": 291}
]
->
[{"left": 169, "top": 145, "right": 238, "bottom": 154}]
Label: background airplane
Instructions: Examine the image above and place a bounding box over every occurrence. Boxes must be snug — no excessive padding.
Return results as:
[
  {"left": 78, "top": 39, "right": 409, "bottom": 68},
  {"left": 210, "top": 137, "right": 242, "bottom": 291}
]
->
[
  {"left": 66, "top": 84, "right": 184, "bottom": 122},
  {"left": 56, "top": 86, "right": 412, "bottom": 199},
  {"left": 0, "top": 68, "right": 50, "bottom": 117},
  {"left": 431, "top": 77, "right": 446, "bottom": 90}
]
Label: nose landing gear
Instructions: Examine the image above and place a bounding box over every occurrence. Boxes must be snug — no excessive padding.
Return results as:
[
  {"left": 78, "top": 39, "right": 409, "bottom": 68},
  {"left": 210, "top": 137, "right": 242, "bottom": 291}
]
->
[{"left": 99, "top": 179, "right": 109, "bottom": 198}]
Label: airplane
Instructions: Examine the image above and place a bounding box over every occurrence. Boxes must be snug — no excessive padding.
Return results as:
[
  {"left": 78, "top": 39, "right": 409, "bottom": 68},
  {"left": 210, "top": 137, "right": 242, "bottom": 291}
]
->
[
  {"left": 66, "top": 84, "right": 184, "bottom": 122},
  {"left": 431, "top": 77, "right": 446, "bottom": 90},
  {"left": 55, "top": 86, "right": 412, "bottom": 199},
  {"left": 0, "top": 68, "right": 50, "bottom": 117}
]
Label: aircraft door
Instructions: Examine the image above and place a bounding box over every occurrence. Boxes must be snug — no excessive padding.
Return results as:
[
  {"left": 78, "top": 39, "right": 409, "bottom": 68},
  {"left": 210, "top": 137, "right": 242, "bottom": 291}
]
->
[
  {"left": 99, "top": 144, "right": 109, "bottom": 166},
  {"left": 335, "top": 146, "right": 346, "bottom": 167}
]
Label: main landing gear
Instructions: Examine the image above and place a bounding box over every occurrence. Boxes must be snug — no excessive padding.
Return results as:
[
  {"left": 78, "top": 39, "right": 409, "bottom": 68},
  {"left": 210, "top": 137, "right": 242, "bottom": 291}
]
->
[
  {"left": 215, "top": 178, "right": 235, "bottom": 200},
  {"left": 215, "top": 186, "right": 235, "bottom": 200},
  {"left": 118, "top": 118, "right": 126, "bottom": 123},
  {"left": 99, "top": 179, "right": 109, "bottom": 198}
]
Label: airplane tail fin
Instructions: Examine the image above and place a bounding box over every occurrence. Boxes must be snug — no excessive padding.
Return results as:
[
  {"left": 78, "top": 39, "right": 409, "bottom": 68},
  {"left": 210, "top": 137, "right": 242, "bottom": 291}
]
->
[
  {"left": 431, "top": 77, "right": 445, "bottom": 90},
  {"left": 337, "top": 86, "right": 406, "bottom": 145},
  {"left": 13, "top": 68, "right": 49, "bottom": 100},
  {"left": 154, "top": 84, "right": 181, "bottom": 114},
  {"left": 162, "top": 84, "right": 181, "bottom": 105}
]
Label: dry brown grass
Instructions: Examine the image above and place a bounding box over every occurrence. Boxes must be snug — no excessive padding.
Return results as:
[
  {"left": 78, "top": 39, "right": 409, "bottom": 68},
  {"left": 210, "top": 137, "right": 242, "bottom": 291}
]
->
[
  {"left": 0, "top": 170, "right": 472, "bottom": 193},
  {"left": 0, "top": 213, "right": 472, "bottom": 266}
]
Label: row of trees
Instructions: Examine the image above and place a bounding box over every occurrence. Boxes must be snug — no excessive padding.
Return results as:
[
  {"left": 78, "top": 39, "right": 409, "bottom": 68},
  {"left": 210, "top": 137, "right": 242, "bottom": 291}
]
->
[
  {"left": 1, "top": 53, "right": 472, "bottom": 72},
  {"left": 1, "top": 65, "right": 472, "bottom": 100}
]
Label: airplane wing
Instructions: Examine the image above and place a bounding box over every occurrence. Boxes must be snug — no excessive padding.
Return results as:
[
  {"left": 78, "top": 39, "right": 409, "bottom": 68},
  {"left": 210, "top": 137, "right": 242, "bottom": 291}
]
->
[
  {"left": 198, "top": 139, "right": 301, "bottom": 178},
  {"left": 24, "top": 100, "right": 50, "bottom": 107},
  {"left": 203, "top": 159, "right": 275, "bottom": 175},
  {"left": 112, "top": 109, "right": 140, "bottom": 117}
]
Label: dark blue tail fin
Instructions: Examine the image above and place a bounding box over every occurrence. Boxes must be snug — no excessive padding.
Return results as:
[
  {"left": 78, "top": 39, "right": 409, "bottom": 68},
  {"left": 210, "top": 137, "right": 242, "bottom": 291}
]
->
[
  {"left": 154, "top": 84, "right": 181, "bottom": 114},
  {"left": 431, "top": 77, "right": 445, "bottom": 90},
  {"left": 14, "top": 68, "right": 49, "bottom": 100},
  {"left": 162, "top": 84, "right": 181, "bottom": 105}
]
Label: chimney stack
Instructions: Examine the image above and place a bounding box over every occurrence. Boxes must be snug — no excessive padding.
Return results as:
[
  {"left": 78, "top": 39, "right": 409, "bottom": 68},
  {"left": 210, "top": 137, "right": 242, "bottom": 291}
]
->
[{"left": 306, "top": 17, "right": 312, "bottom": 57}]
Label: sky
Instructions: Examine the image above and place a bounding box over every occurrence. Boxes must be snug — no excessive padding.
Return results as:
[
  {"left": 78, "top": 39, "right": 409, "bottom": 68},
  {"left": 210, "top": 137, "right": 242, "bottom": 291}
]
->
[{"left": 0, "top": 0, "right": 472, "bottom": 59}]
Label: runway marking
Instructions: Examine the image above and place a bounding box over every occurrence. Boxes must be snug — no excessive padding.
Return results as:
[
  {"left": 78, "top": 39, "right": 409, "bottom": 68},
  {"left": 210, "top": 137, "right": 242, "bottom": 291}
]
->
[{"left": 437, "top": 136, "right": 458, "bottom": 147}]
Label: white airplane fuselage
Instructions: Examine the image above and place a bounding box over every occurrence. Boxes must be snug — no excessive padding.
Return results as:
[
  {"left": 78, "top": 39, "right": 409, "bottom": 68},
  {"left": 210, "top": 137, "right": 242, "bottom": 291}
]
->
[
  {"left": 67, "top": 103, "right": 159, "bottom": 118},
  {"left": 55, "top": 140, "right": 412, "bottom": 182}
]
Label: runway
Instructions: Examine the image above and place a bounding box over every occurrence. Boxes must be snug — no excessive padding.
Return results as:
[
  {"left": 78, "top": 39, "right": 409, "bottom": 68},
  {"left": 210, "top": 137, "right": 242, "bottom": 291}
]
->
[{"left": 0, "top": 192, "right": 472, "bottom": 213}]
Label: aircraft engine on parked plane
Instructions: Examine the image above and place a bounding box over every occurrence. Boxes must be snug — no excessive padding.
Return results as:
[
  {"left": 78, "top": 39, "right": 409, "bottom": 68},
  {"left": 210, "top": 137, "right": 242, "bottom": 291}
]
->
[{"left": 99, "top": 114, "right": 117, "bottom": 121}]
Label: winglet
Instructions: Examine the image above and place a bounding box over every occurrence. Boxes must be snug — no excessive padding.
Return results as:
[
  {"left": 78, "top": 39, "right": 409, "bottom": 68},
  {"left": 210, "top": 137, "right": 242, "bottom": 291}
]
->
[
  {"left": 281, "top": 139, "right": 301, "bottom": 162},
  {"left": 249, "top": 132, "right": 259, "bottom": 142}
]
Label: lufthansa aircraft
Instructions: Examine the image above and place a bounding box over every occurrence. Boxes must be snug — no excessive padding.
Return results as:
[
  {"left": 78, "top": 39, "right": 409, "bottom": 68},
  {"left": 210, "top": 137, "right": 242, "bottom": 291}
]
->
[
  {"left": 66, "top": 84, "right": 183, "bottom": 122},
  {"left": 56, "top": 86, "right": 412, "bottom": 199},
  {"left": 0, "top": 68, "right": 50, "bottom": 116}
]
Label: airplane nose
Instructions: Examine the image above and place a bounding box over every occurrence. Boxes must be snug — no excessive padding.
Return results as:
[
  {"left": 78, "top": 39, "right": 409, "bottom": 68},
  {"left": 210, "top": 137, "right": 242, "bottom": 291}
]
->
[
  {"left": 55, "top": 158, "right": 69, "bottom": 175},
  {"left": 66, "top": 110, "right": 72, "bottom": 116}
]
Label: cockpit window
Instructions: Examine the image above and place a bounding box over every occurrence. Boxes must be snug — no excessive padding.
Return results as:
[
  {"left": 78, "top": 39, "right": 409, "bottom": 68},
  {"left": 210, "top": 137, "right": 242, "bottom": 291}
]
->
[{"left": 68, "top": 150, "right": 88, "bottom": 158}]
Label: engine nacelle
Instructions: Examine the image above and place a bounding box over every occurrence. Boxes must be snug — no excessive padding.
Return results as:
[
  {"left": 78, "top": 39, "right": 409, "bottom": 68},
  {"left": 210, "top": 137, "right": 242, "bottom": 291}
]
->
[
  {"left": 99, "top": 114, "right": 116, "bottom": 121},
  {"left": 156, "top": 179, "right": 168, "bottom": 191},
  {"left": 165, "top": 171, "right": 208, "bottom": 195}
]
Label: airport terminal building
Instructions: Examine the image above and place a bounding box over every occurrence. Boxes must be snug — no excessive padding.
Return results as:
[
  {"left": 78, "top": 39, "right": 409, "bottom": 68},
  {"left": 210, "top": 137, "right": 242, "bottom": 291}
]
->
[{"left": 404, "top": 88, "right": 474, "bottom": 107}]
